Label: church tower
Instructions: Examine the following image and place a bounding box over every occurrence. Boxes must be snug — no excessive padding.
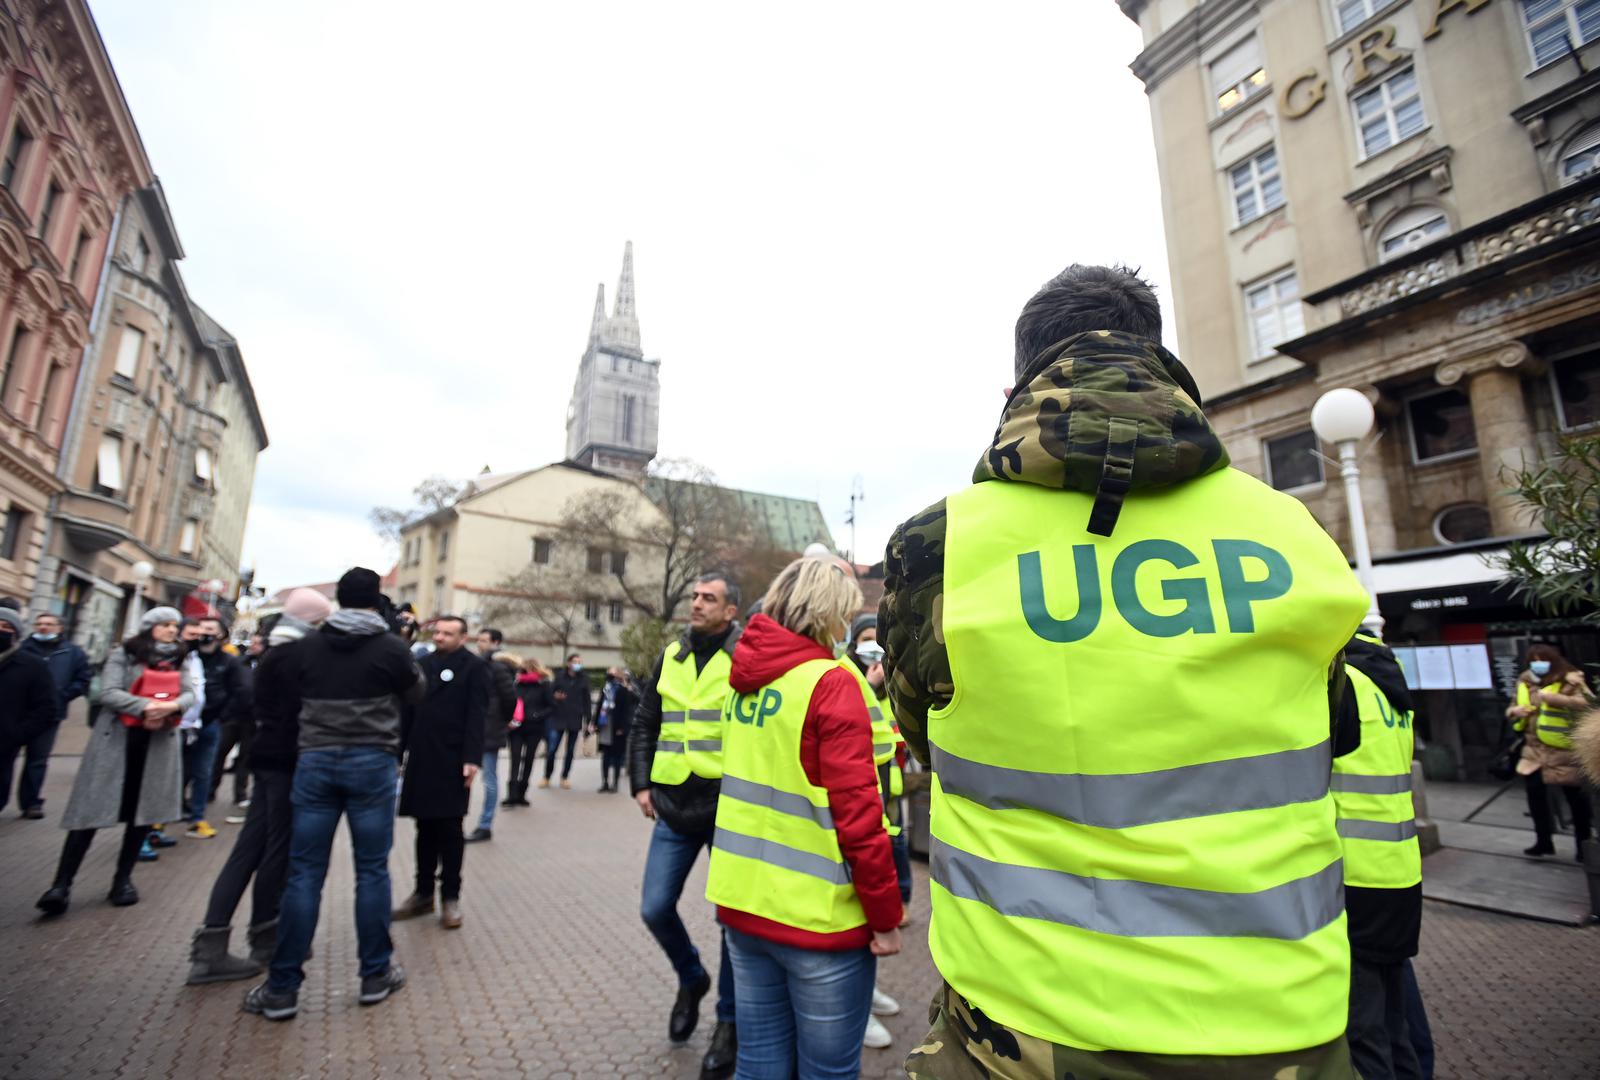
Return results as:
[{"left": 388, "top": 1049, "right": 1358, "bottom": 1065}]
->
[{"left": 564, "top": 242, "right": 661, "bottom": 476}]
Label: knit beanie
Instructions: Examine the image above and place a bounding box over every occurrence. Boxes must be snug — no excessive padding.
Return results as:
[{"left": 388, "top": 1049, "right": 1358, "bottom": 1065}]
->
[
  {"left": 336, "top": 567, "right": 382, "bottom": 610},
  {"left": 0, "top": 606, "right": 22, "bottom": 633},
  {"left": 140, "top": 605, "right": 182, "bottom": 630},
  {"left": 283, "top": 587, "right": 334, "bottom": 625},
  {"left": 848, "top": 613, "right": 877, "bottom": 647}
]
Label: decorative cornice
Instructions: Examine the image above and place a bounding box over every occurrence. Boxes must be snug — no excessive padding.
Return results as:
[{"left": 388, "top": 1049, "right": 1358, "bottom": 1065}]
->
[
  {"left": 1344, "top": 146, "right": 1454, "bottom": 208},
  {"left": 1130, "top": 0, "right": 1264, "bottom": 92},
  {"left": 1435, "top": 342, "right": 1539, "bottom": 387}
]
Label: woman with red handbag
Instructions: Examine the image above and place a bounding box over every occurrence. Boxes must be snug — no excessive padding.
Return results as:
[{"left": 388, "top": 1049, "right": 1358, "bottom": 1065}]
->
[{"left": 36, "top": 607, "right": 194, "bottom": 916}]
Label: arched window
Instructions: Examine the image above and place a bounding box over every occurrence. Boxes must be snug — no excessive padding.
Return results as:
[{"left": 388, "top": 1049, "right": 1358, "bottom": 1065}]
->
[
  {"left": 1559, "top": 122, "right": 1600, "bottom": 186},
  {"left": 1433, "top": 503, "right": 1492, "bottom": 545},
  {"left": 1378, "top": 205, "right": 1449, "bottom": 262}
]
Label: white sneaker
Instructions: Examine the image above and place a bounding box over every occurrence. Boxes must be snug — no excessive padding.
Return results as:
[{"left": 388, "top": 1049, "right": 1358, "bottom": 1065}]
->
[
  {"left": 871, "top": 987, "right": 900, "bottom": 1017},
  {"left": 863, "top": 1014, "right": 892, "bottom": 1049}
]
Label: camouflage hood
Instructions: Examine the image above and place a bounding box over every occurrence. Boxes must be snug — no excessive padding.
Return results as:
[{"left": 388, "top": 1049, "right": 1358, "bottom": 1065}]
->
[{"left": 974, "top": 330, "right": 1229, "bottom": 536}]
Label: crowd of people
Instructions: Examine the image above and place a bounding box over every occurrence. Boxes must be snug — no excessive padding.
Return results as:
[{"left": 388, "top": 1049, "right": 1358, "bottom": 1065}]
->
[{"left": 5, "top": 265, "right": 1600, "bottom": 1080}]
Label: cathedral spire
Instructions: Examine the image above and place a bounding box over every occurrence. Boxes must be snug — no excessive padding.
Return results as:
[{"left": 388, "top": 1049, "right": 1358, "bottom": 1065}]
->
[
  {"left": 587, "top": 283, "right": 607, "bottom": 348},
  {"left": 605, "top": 240, "right": 642, "bottom": 356}
]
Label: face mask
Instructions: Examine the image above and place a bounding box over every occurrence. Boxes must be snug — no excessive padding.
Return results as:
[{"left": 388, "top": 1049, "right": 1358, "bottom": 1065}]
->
[
  {"left": 1529, "top": 661, "right": 1552, "bottom": 677},
  {"left": 571, "top": 663, "right": 583, "bottom": 673},
  {"left": 832, "top": 638, "right": 849, "bottom": 659},
  {"left": 32, "top": 632, "right": 59, "bottom": 643},
  {"left": 198, "top": 634, "right": 218, "bottom": 647},
  {"left": 0, "top": 630, "right": 14, "bottom": 651}
]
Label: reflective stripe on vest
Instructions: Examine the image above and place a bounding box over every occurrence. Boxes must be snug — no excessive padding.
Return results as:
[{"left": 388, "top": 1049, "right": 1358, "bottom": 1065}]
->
[
  {"left": 1535, "top": 681, "right": 1575, "bottom": 749},
  {"left": 929, "top": 473, "right": 1367, "bottom": 1056},
  {"left": 650, "top": 646, "right": 733, "bottom": 785},
  {"left": 706, "top": 658, "right": 872, "bottom": 934},
  {"left": 1332, "top": 664, "right": 1421, "bottom": 890},
  {"left": 845, "top": 663, "right": 905, "bottom": 831}
]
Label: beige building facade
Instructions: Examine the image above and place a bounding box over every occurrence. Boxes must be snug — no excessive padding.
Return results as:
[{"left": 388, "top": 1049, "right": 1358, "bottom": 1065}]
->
[{"left": 1122, "top": 0, "right": 1600, "bottom": 775}]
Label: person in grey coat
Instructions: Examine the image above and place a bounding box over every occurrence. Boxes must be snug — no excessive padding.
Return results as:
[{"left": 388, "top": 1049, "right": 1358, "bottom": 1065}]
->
[{"left": 36, "top": 606, "right": 196, "bottom": 915}]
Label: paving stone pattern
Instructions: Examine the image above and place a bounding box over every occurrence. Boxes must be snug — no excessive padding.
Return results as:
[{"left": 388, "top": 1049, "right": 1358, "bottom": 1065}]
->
[{"left": 2, "top": 753, "right": 1597, "bottom": 1079}]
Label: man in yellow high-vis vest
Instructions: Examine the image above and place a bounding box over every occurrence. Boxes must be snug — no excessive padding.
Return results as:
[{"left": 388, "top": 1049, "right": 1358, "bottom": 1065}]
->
[
  {"left": 626, "top": 572, "right": 742, "bottom": 1079},
  {"left": 881, "top": 264, "right": 1369, "bottom": 1079},
  {"left": 1335, "top": 633, "right": 1426, "bottom": 1080}
]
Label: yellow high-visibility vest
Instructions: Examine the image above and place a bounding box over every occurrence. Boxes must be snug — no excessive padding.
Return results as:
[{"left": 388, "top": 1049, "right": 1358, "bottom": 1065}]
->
[
  {"left": 705, "top": 658, "right": 872, "bottom": 933},
  {"left": 650, "top": 641, "right": 732, "bottom": 785},
  {"left": 929, "top": 471, "right": 1368, "bottom": 1055},
  {"left": 1333, "top": 664, "right": 1422, "bottom": 889},
  {"left": 1518, "top": 680, "right": 1577, "bottom": 749}
]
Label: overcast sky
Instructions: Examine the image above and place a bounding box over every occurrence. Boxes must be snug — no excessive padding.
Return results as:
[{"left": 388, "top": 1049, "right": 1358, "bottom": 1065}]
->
[{"left": 91, "top": 1, "right": 1168, "bottom": 592}]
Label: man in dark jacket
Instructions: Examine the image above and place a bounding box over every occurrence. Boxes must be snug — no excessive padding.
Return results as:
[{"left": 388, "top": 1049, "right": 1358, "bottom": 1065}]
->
[
  {"left": 626, "top": 574, "right": 741, "bottom": 1079},
  {"left": 395, "top": 616, "right": 488, "bottom": 928},
  {"left": 0, "top": 606, "right": 57, "bottom": 817},
  {"left": 16, "top": 611, "right": 89, "bottom": 818},
  {"left": 467, "top": 627, "right": 516, "bottom": 841},
  {"left": 540, "top": 653, "right": 591, "bottom": 789},
  {"left": 179, "top": 616, "right": 250, "bottom": 838},
  {"left": 244, "top": 568, "right": 423, "bottom": 1023}
]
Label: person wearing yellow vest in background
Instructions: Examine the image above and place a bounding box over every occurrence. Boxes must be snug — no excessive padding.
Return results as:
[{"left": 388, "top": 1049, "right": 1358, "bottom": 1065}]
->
[
  {"left": 1506, "top": 643, "right": 1593, "bottom": 860},
  {"left": 626, "top": 572, "right": 742, "bottom": 1079},
  {"left": 881, "top": 264, "right": 1370, "bottom": 1079},
  {"left": 706, "top": 557, "right": 902, "bottom": 1080},
  {"left": 1334, "top": 633, "right": 1427, "bottom": 1080}
]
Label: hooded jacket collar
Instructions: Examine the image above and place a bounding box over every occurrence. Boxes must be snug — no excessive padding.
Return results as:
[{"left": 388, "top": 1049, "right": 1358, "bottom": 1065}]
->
[
  {"left": 975, "top": 330, "right": 1229, "bottom": 536},
  {"left": 729, "top": 614, "right": 833, "bottom": 694}
]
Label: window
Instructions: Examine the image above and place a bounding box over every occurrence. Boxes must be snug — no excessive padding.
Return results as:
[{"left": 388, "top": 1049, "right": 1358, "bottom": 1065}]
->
[
  {"left": 1210, "top": 35, "right": 1266, "bottom": 114},
  {"left": 434, "top": 576, "right": 447, "bottom": 610},
  {"left": 133, "top": 234, "right": 149, "bottom": 274},
  {"left": 1229, "top": 145, "right": 1284, "bottom": 226},
  {"left": 1560, "top": 122, "right": 1600, "bottom": 185},
  {"left": 0, "top": 327, "right": 28, "bottom": 409},
  {"left": 585, "top": 597, "right": 601, "bottom": 621},
  {"left": 95, "top": 433, "right": 124, "bottom": 492},
  {"left": 437, "top": 530, "right": 450, "bottom": 560},
  {"left": 178, "top": 519, "right": 198, "bottom": 555},
  {"left": 1378, "top": 207, "right": 1449, "bottom": 262},
  {"left": 193, "top": 446, "right": 213, "bottom": 483},
  {"left": 1, "top": 124, "right": 30, "bottom": 190},
  {"left": 1553, "top": 351, "right": 1600, "bottom": 428},
  {"left": 609, "top": 600, "right": 625, "bottom": 624},
  {"left": 37, "top": 182, "right": 61, "bottom": 243},
  {"left": 68, "top": 230, "right": 91, "bottom": 284},
  {"left": 1353, "top": 67, "right": 1425, "bottom": 158},
  {"left": 37, "top": 361, "right": 64, "bottom": 440},
  {"left": 621, "top": 394, "right": 637, "bottom": 444},
  {"left": 1522, "top": 0, "right": 1600, "bottom": 68},
  {"left": 113, "top": 326, "right": 143, "bottom": 380},
  {"left": 1336, "top": 0, "right": 1401, "bottom": 35},
  {"left": 1244, "top": 270, "right": 1304, "bottom": 359},
  {"left": 1, "top": 505, "right": 26, "bottom": 561},
  {"left": 1264, "top": 430, "right": 1324, "bottom": 491},
  {"left": 1434, "top": 504, "right": 1492, "bottom": 545},
  {"left": 532, "top": 537, "right": 552, "bottom": 564},
  {"left": 587, "top": 546, "right": 605, "bottom": 574},
  {"left": 611, "top": 549, "right": 627, "bottom": 576},
  {"left": 1407, "top": 388, "right": 1478, "bottom": 462}
]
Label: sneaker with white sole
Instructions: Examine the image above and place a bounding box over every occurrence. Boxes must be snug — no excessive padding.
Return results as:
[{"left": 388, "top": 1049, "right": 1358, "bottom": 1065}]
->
[
  {"left": 871, "top": 987, "right": 900, "bottom": 1017},
  {"left": 359, "top": 964, "right": 406, "bottom": 1006},
  {"left": 863, "top": 1014, "right": 893, "bottom": 1049},
  {"left": 242, "top": 982, "right": 298, "bottom": 1021},
  {"left": 186, "top": 820, "right": 218, "bottom": 839}
]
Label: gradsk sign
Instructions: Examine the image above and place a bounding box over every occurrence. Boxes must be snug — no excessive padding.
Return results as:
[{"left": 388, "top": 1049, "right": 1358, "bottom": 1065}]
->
[{"left": 1280, "top": 0, "right": 1494, "bottom": 121}]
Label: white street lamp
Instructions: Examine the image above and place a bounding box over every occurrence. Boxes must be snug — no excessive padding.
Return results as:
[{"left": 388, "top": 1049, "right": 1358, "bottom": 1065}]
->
[
  {"left": 124, "top": 560, "right": 155, "bottom": 638},
  {"left": 1311, "top": 388, "right": 1383, "bottom": 634}
]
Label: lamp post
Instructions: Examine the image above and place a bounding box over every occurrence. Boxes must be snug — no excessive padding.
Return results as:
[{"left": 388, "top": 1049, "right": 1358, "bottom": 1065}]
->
[
  {"left": 1311, "top": 388, "right": 1384, "bottom": 634},
  {"left": 124, "top": 560, "right": 154, "bottom": 638}
]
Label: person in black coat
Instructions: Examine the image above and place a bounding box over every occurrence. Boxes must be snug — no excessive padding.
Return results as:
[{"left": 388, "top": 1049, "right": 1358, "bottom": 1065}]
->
[
  {"left": 17, "top": 611, "right": 90, "bottom": 819},
  {"left": 504, "top": 660, "right": 550, "bottom": 806},
  {"left": 467, "top": 630, "right": 517, "bottom": 842},
  {"left": 597, "top": 668, "right": 637, "bottom": 793},
  {"left": 540, "top": 653, "right": 591, "bottom": 789},
  {"left": 395, "top": 617, "right": 487, "bottom": 929},
  {"left": 0, "top": 606, "right": 58, "bottom": 816}
]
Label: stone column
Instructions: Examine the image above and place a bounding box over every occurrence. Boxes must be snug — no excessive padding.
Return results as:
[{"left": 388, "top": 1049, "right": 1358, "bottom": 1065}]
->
[{"left": 1436, "top": 343, "right": 1540, "bottom": 538}]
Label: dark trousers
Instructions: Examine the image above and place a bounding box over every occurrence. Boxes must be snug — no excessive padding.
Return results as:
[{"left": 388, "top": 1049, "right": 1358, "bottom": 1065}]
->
[
  {"left": 208, "top": 718, "right": 254, "bottom": 804},
  {"left": 414, "top": 816, "right": 466, "bottom": 900},
  {"left": 1524, "top": 771, "right": 1594, "bottom": 848},
  {"left": 1402, "top": 959, "right": 1434, "bottom": 1079},
  {"left": 1349, "top": 957, "right": 1423, "bottom": 1080},
  {"left": 543, "top": 727, "right": 578, "bottom": 780},
  {"left": 203, "top": 768, "right": 293, "bottom": 928},
  {"left": 1, "top": 723, "right": 61, "bottom": 812},
  {"left": 507, "top": 728, "right": 539, "bottom": 800},
  {"left": 600, "top": 735, "right": 626, "bottom": 787},
  {"left": 181, "top": 721, "right": 221, "bottom": 822},
  {"left": 51, "top": 725, "right": 151, "bottom": 887}
]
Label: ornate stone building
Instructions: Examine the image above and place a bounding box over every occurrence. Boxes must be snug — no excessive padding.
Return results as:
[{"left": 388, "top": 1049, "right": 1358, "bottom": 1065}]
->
[
  {"left": 0, "top": 0, "right": 151, "bottom": 605},
  {"left": 1120, "top": 0, "right": 1600, "bottom": 774},
  {"left": 564, "top": 241, "right": 662, "bottom": 477}
]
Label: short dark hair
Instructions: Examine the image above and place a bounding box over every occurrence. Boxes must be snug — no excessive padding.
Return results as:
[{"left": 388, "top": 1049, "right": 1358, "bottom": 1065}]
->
[
  {"left": 480, "top": 627, "right": 503, "bottom": 644},
  {"left": 1014, "top": 264, "right": 1161, "bottom": 383},
  {"left": 436, "top": 615, "right": 468, "bottom": 632},
  {"left": 566, "top": 651, "right": 582, "bottom": 663},
  {"left": 697, "top": 571, "right": 741, "bottom": 609}
]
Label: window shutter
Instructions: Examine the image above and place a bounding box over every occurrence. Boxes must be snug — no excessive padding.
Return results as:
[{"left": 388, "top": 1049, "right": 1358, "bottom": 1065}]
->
[
  {"left": 1209, "top": 35, "right": 1262, "bottom": 97},
  {"left": 1565, "top": 121, "right": 1600, "bottom": 161},
  {"left": 97, "top": 434, "right": 123, "bottom": 490}
]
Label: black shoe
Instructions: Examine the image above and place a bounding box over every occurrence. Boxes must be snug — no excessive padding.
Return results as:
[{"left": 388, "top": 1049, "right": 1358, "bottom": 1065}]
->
[
  {"left": 670, "top": 972, "right": 712, "bottom": 1044},
  {"left": 109, "top": 879, "right": 139, "bottom": 906},
  {"left": 500, "top": 798, "right": 516, "bottom": 807},
  {"left": 23, "top": 804, "right": 44, "bottom": 820},
  {"left": 35, "top": 886, "right": 70, "bottom": 917},
  {"left": 1524, "top": 841, "right": 1556, "bottom": 857},
  {"left": 598, "top": 783, "right": 612, "bottom": 793},
  {"left": 243, "top": 981, "right": 299, "bottom": 1021},
  {"left": 700, "top": 1021, "right": 737, "bottom": 1079},
  {"left": 359, "top": 964, "right": 406, "bottom": 1006},
  {"left": 465, "top": 828, "right": 492, "bottom": 843}
]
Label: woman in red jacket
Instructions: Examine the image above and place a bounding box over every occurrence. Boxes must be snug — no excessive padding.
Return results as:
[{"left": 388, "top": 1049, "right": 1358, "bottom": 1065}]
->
[{"left": 705, "top": 557, "right": 902, "bottom": 1079}]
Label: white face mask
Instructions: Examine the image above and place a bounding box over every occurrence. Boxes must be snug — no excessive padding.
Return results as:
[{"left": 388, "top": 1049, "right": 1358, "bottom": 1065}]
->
[{"left": 1529, "top": 660, "right": 1552, "bottom": 677}]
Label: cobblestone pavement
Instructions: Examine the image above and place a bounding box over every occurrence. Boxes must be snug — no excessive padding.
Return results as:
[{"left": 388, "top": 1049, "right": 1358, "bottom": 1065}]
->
[{"left": 2, "top": 751, "right": 1597, "bottom": 1079}]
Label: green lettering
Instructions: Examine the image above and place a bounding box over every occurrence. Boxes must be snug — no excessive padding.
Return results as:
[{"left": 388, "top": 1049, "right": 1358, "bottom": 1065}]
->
[
  {"left": 1110, "top": 540, "right": 1216, "bottom": 638},
  {"left": 1019, "top": 547, "right": 1102, "bottom": 644},
  {"left": 758, "top": 688, "right": 783, "bottom": 727},
  {"left": 734, "top": 692, "right": 759, "bottom": 726},
  {"left": 1374, "top": 692, "right": 1396, "bottom": 729},
  {"left": 1213, "top": 540, "right": 1293, "bottom": 633}
]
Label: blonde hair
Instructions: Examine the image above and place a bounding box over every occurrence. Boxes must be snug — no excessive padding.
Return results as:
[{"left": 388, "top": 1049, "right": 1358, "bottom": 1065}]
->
[
  {"left": 762, "top": 557, "right": 863, "bottom": 648},
  {"left": 528, "top": 658, "right": 553, "bottom": 679},
  {"left": 496, "top": 653, "right": 526, "bottom": 673}
]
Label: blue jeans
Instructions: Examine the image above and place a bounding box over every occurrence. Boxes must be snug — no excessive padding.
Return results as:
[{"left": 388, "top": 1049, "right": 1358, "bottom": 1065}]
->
[
  {"left": 269, "top": 747, "right": 397, "bottom": 993},
  {"left": 640, "top": 817, "right": 735, "bottom": 1024},
  {"left": 724, "top": 927, "right": 875, "bottom": 1080},
  {"left": 182, "top": 721, "right": 222, "bottom": 821},
  {"left": 476, "top": 751, "right": 499, "bottom": 832}
]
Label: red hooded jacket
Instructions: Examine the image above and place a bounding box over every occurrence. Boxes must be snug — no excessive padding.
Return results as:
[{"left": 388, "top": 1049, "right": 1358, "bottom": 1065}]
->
[{"left": 716, "top": 614, "right": 903, "bottom": 950}]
